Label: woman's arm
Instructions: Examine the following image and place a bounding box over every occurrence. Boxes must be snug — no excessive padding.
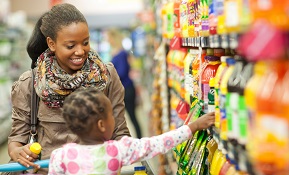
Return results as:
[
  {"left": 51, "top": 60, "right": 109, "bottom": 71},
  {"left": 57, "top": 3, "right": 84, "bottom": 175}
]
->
[
  {"left": 8, "top": 71, "right": 40, "bottom": 169},
  {"left": 105, "top": 63, "right": 131, "bottom": 140}
]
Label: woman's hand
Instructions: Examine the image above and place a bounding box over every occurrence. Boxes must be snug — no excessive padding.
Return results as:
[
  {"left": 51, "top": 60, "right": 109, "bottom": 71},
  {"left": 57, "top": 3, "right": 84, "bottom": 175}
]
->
[
  {"left": 9, "top": 142, "right": 40, "bottom": 170},
  {"left": 188, "top": 112, "right": 215, "bottom": 133}
]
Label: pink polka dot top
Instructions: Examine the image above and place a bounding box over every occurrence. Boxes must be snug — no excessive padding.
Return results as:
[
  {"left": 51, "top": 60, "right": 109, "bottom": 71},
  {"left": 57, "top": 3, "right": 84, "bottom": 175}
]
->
[{"left": 48, "top": 125, "right": 192, "bottom": 175}]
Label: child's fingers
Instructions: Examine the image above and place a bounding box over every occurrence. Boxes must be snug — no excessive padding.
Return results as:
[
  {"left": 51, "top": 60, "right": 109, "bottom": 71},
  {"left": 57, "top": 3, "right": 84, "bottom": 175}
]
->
[{"left": 206, "top": 112, "right": 215, "bottom": 116}]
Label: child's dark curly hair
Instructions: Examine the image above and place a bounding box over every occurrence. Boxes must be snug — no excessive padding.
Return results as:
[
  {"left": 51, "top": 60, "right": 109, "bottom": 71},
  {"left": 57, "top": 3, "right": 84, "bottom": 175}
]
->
[{"left": 62, "top": 87, "right": 108, "bottom": 136}]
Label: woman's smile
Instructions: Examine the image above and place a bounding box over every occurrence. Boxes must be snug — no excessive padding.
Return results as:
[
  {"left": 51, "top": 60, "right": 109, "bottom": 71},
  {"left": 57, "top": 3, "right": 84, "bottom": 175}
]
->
[{"left": 70, "top": 57, "right": 85, "bottom": 66}]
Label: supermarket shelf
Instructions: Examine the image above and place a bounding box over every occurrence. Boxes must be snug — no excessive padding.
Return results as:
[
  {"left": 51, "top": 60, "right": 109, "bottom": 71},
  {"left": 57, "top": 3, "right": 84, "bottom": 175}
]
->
[
  {"left": 181, "top": 33, "right": 240, "bottom": 49},
  {"left": 208, "top": 126, "right": 256, "bottom": 174}
]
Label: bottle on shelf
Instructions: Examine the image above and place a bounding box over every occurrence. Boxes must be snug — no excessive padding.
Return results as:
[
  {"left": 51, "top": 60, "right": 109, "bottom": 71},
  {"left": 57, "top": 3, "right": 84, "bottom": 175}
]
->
[
  {"left": 180, "top": 0, "right": 189, "bottom": 38},
  {"left": 226, "top": 56, "right": 247, "bottom": 143},
  {"left": 219, "top": 57, "right": 235, "bottom": 147},
  {"left": 194, "top": 0, "right": 202, "bottom": 37},
  {"left": 166, "top": 49, "right": 175, "bottom": 88},
  {"left": 208, "top": 77, "right": 215, "bottom": 113},
  {"left": 208, "top": 0, "right": 217, "bottom": 35},
  {"left": 192, "top": 49, "right": 207, "bottom": 102},
  {"left": 206, "top": 136, "right": 218, "bottom": 166},
  {"left": 252, "top": 60, "right": 289, "bottom": 174},
  {"left": 239, "top": 0, "right": 252, "bottom": 33},
  {"left": 244, "top": 61, "right": 268, "bottom": 146},
  {"left": 201, "top": 55, "right": 220, "bottom": 114},
  {"left": 224, "top": 0, "right": 242, "bottom": 34},
  {"left": 188, "top": 49, "right": 200, "bottom": 102},
  {"left": 174, "top": 0, "right": 182, "bottom": 37},
  {"left": 134, "top": 166, "right": 148, "bottom": 175},
  {"left": 226, "top": 56, "right": 251, "bottom": 172},
  {"left": 219, "top": 160, "right": 231, "bottom": 175},
  {"left": 214, "top": 148, "right": 227, "bottom": 175},
  {"left": 184, "top": 49, "right": 198, "bottom": 104},
  {"left": 161, "top": 1, "right": 175, "bottom": 39},
  {"left": 237, "top": 61, "right": 254, "bottom": 146},
  {"left": 236, "top": 61, "right": 254, "bottom": 173},
  {"left": 249, "top": 0, "right": 289, "bottom": 31},
  {"left": 214, "top": 56, "right": 230, "bottom": 129},
  {"left": 215, "top": 0, "right": 227, "bottom": 35},
  {"left": 210, "top": 144, "right": 224, "bottom": 175},
  {"left": 200, "top": 0, "right": 210, "bottom": 37},
  {"left": 213, "top": 48, "right": 225, "bottom": 57},
  {"left": 187, "top": 0, "right": 195, "bottom": 38},
  {"left": 225, "top": 164, "right": 237, "bottom": 175}
]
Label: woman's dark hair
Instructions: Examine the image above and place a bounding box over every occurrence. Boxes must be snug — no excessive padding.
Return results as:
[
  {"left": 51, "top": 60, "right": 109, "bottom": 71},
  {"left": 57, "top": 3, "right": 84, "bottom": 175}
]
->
[
  {"left": 27, "top": 3, "right": 87, "bottom": 68},
  {"left": 62, "top": 88, "right": 108, "bottom": 136}
]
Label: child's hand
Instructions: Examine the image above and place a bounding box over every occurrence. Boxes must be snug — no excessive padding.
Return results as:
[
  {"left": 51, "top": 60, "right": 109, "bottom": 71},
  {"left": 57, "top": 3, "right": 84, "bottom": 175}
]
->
[{"left": 188, "top": 112, "right": 215, "bottom": 132}]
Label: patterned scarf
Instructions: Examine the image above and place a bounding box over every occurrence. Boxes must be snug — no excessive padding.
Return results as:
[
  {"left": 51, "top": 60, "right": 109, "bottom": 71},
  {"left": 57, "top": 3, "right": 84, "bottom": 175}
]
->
[{"left": 34, "top": 49, "right": 110, "bottom": 108}]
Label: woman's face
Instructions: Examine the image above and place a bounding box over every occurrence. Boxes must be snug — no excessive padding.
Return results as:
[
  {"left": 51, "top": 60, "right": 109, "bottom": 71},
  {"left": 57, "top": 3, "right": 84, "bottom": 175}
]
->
[{"left": 47, "top": 22, "right": 90, "bottom": 74}]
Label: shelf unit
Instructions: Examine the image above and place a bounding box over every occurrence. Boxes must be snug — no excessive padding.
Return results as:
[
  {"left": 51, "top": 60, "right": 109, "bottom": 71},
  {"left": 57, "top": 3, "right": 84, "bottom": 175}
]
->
[
  {"left": 0, "top": 27, "right": 30, "bottom": 145},
  {"left": 181, "top": 34, "right": 239, "bottom": 49}
]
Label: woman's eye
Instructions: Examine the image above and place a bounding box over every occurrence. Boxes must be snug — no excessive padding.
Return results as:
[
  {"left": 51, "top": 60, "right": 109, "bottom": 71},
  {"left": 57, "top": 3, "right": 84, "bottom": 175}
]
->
[
  {"left": 67, "top": 45, "right": 74, "bottom": 49},
  {"left": 83, "top": 41, "right": 89, "bottom": 46}
]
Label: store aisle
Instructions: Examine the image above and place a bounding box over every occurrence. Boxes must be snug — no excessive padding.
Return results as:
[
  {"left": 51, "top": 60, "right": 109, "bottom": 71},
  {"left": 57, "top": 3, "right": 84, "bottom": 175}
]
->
[
  {"left": 125, "top": 87, "right": 159, "bottom": 173},
  {"left": 126, "top": 87, "right": 150, "bottom": 138}
]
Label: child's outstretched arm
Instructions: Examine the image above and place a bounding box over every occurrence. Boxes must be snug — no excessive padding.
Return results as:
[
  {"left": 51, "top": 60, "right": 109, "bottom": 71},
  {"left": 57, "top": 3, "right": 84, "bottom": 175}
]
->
[{"left": 120, "top": 112, "right": 215, "bottom": 166}]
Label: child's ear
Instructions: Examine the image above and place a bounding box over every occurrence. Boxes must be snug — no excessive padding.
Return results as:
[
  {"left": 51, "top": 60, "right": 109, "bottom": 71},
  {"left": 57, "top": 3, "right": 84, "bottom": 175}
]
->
[{"left": 97, "top": 120, "right": 106, "bottom": 132}]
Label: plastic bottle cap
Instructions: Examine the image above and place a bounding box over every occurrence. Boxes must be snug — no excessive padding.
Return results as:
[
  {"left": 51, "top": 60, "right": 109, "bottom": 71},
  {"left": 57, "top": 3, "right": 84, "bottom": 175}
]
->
[
  {"left": 226, "top": 58, "right": 236, "bottom": 65},
  {"left": 189, "top": 49, "right": 199, "bottom": 54},
  {"left": 234, "top": 55, "right": 244, "bottom": 61},
  {"left": 214, "top": 48, "right": 225, "bottom": 55},
  {"left": 254, "top": 61, "right": 266, "bottom": 74},
  {"left": 134, "top": 166, "right": 146, "bottom": 171},
  {"left": 220, "top": 56, "right": 230, "bottom": 63},
  {"left": 205, "top": 55, "right": 220, "bottom": 61},
  {"left": 209, "top": 77, "right": 215, "bottom": 87},
  {"left": 30, "top": 142, "right": 42, "bottom": 155},
  {"left": 206, "top": 48, "right": 213, "bottom": 56},
  {"left": 224, "top": 49, "right": 231, "bottom": 55}
]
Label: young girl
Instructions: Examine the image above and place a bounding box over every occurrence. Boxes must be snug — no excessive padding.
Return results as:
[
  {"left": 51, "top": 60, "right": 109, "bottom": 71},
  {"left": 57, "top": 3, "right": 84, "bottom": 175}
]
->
[
  {"left": 48, "top": 88, "right": 215, "bottom": 175},
  {"left": 7, "top": 3, "right": 130, "bottom": 174}
]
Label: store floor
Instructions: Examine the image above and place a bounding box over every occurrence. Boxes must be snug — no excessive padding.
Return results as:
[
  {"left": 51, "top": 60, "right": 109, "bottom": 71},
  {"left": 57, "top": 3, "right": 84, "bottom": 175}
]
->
[{"left": 0, "top": 88, "right": 159, "bottom": 174}]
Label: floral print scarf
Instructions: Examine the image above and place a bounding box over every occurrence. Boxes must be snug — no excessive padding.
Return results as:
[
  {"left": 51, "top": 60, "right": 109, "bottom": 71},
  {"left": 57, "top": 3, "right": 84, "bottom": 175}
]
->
[{"left": 34, "top": 49, "right": 110, "bottom": 108}]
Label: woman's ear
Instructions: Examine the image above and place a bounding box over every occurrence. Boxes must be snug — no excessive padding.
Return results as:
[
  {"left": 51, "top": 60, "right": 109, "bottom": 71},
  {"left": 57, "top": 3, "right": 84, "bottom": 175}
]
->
[
  {"left": 97, "top": 119, "right": 106, "bottom": 133},
  {"left": 47, "top": 37, "right": 56, "bottom": 52}
]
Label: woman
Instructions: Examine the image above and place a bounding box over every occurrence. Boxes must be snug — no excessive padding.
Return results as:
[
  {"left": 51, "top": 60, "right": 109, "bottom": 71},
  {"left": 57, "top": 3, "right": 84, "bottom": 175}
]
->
[{"left": 7, "top": 3, "right": 130, "bottom": 174}]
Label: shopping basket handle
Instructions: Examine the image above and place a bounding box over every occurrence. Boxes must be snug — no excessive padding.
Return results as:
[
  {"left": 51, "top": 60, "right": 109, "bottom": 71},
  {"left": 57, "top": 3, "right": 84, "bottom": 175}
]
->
[{"left": 0, "top": 159, "right": 49, "bottom": 172}]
